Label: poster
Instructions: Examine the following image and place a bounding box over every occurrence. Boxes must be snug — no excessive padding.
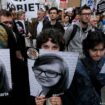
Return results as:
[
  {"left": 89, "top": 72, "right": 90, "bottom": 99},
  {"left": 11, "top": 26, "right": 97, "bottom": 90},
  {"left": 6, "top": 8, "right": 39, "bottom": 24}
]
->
[
  {"left": 0, "top": 49, "right": 12, "bottom": 96},
  {"left": 97, "top": 0, "right": 105, "bottom": 13},
  {"left": 6, "top": 0, "right": 39, "bottom": 19},
  {"left": 1, "top": 0, "right": 60, "bottom": 19},
  {"left": 28, "top": 49, "right": 79, "bottom": 97}
]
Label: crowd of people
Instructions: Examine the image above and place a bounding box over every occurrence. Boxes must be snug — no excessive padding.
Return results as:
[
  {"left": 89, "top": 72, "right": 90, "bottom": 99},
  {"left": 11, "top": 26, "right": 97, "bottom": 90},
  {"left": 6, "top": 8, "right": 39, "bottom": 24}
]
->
[{"left": 0, "top": 4, "right": 105, "bottom": 105}]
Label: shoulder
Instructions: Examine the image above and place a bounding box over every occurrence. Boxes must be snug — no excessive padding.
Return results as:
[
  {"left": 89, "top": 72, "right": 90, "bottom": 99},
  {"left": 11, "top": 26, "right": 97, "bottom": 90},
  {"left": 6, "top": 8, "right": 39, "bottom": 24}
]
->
[
  {"left": 0, "top": 23, "right": 8, "bottom": 37},
  {"left": 66, "top": 24, "right": 75, "bottom": 32},
  {"left": 75, "top": 59, "right": 87, "bottom": 76}
]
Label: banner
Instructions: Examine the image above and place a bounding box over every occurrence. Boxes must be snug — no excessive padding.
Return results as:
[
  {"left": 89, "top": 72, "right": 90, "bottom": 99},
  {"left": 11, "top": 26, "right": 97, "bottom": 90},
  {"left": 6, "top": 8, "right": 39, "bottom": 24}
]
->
[
  {"left": 1, "top": 0, "right": 60, "bottom": 19},
  {"left": 2, "top": 0, "right": 44, "bottom": 19}
]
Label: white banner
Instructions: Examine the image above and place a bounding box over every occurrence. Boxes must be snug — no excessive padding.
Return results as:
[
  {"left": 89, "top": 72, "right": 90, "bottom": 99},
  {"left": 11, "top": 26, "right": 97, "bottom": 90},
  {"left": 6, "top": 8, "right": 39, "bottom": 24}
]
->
[
  {"left": 1, "top": 0, "right": 60, "bottom": 20},
  {"left": 1, "top": 0, "right": 44, "bottom": 19}
]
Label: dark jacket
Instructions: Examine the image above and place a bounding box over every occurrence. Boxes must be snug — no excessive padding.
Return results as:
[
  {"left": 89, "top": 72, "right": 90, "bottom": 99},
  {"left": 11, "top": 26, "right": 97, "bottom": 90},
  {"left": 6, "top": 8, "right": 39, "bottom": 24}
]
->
[
  {"left": 43, "top": 21, "right": 65, "bottom": 35},
  {"left": 64, "top": 57, "right": 105, "bottom": 105},
  {"left": 30, "top": 18, "right": 49, "bottom": 38}
]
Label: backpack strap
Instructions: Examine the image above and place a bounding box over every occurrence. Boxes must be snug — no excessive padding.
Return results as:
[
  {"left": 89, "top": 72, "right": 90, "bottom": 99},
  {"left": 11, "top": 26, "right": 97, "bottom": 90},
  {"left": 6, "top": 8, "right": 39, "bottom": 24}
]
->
[{"left": 66, "top": 24, "right": 78, "bottom": 48}]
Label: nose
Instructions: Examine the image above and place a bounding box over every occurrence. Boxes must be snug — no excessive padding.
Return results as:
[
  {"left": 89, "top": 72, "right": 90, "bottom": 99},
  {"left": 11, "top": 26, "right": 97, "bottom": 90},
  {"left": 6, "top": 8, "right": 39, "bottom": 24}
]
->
[
  {"left": 47, "top": 47, "right": 53, "bottom": 52},
  {"left": 40, "top": 72, "right": 46, "bottom": 77},
  {"left": 96, "top": 51, "right": 101, "bottom": 56}
]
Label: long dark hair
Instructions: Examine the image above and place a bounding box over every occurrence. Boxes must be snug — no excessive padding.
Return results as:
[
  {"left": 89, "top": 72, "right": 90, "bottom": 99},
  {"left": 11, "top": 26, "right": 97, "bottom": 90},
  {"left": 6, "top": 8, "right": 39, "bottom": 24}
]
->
[{"left": 82, "top": 28, "right": 105, "bottom": 57}]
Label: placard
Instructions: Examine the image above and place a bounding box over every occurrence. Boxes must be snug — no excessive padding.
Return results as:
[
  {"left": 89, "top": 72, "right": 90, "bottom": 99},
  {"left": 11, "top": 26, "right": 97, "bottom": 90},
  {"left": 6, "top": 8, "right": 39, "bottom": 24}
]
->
[
  {"left": 28, "top": 49, "right": 79, "bottom": 97},
  {"left": 0, "top": 49, "right": 12, "bottom": 96}
]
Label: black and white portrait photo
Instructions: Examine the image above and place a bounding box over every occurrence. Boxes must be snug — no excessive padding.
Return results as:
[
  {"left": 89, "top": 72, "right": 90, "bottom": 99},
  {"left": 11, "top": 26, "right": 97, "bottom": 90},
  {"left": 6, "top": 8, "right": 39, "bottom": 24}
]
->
[
  {"left": 28, "top": 49, "right": 79, "bottom": 97},
  {"left": 0, "top": 49, "right": 12, "bottom": 96}
]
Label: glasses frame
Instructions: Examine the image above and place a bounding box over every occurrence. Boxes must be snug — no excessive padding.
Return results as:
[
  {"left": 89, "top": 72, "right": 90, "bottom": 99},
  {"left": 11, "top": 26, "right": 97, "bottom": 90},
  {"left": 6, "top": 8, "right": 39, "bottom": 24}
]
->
[{"left": 32, "top": 67, "right": 62, "bottom": 78}]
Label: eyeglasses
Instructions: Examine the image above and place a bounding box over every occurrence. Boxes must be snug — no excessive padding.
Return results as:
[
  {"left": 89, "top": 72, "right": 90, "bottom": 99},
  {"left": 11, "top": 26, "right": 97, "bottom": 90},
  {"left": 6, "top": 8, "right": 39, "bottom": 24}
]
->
[
  {"left": 32, "top": 67, "right": 62, "bottom": 78},
  {"left": 3, "top": 21, "right": 13, "bottom": 25},
  {"left": 81, "top": 13, "right": 92, "bottom": 16}
]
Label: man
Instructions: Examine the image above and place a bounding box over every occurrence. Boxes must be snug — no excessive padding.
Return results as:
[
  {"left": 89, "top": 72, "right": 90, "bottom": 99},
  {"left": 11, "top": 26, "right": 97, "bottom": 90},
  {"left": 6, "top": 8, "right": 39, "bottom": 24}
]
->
[
  {"left": 64, "top": 5, "right": 92, "bottom": 57},
  {"left": 0, "top": 9, "right": 29, "bottom": 105},
  {"left": 31, "top": 8, "right": 49, "bottom": 38},
  {"left": 43, "top": 7, "right": 65, "bottom": 34},
  {"left": 0, "top": 9, "right": 23, "bottom": 59}
]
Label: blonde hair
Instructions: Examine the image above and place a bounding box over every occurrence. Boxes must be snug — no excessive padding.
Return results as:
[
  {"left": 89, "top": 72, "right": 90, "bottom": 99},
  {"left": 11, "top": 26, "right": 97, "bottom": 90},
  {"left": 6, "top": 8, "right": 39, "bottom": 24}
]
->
[{"left": 17, "top": 10, "right": 25, "bottom": 19}]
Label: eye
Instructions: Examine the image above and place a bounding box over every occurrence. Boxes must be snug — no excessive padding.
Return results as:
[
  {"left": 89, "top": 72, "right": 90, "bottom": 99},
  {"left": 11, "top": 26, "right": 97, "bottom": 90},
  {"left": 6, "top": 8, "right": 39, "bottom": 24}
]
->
[
  {"left": 41, "top": 45, "right": 49, "bottom": 49},
  {"left": 52, "top": 45, "right": 59, "bottom": 50}
]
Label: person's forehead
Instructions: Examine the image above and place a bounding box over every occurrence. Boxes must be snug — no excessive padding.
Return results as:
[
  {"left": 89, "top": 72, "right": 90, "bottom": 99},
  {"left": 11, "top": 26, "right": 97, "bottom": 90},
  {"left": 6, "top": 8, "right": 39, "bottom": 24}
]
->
[
  {"left": 0, "top": 15, "right": 12, "bottom": 21},
  {"left": 42, "top": 39, "right": 59, "bottom": 45},
  {"left": 82, "top": 9, "right": 91, "bottom": 13},
  {"left": 38, "top": 9, "right": 45, "bottom": 13},
  {"left": 50, "top": 9, "right": 57, "bottom": 13}
]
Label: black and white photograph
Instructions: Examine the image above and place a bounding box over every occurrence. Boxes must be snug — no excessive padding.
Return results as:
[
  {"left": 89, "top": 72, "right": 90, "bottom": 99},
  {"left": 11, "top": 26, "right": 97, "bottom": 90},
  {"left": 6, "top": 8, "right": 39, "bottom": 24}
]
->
[
  {"left": 0, "top": 49, "right": 12, "bottom": 96},
  {"left": 28, "top": 49, "right": 79, "bottom": 97}
]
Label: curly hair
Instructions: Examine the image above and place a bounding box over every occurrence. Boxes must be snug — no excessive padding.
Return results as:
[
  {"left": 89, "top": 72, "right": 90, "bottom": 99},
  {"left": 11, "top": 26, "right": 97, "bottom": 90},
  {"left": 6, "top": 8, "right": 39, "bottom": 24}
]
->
[{"left": 36, "top": 28, "right": 65, "bottom": 51}]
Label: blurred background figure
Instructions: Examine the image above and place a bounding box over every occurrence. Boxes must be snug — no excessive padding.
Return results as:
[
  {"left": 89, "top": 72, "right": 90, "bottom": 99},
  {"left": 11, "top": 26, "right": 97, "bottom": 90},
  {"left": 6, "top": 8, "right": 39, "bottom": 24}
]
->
[
  {"left": 96, "top": 12, "right": 103, "bottom": 30},
  {"left": 101, "top": 12, "right": 105, "bottom": 33},
  {"left": 89, "top": 15, "right": 98, "bottom": 27},
  {"left": 72, "top": 7, "right": 81, "bottom": 25},
  {"left": 62, "top": 15, "right": 71, "bottom": 31}
]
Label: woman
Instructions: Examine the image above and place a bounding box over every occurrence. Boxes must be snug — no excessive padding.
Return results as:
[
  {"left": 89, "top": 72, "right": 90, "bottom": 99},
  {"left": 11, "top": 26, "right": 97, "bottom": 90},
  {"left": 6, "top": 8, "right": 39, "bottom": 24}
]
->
[
  {"left": 29, "top": 28, "right": 66, "bottom": 105},
  {"left": 67, "top": 28, "right": 105, "bottom": 105},
  {"left": 36, "top": 28, "right": 65, "bottom": 51},
  {"left": 62, "top": 15, "right": 71, "bottom": 31}
]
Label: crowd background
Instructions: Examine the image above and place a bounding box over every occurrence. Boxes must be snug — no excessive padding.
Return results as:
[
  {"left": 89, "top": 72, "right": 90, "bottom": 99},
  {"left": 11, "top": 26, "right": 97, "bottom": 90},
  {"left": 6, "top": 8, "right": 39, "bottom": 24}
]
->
[{"left": 0, "top": 3, "right": 105, "bottom": 105}]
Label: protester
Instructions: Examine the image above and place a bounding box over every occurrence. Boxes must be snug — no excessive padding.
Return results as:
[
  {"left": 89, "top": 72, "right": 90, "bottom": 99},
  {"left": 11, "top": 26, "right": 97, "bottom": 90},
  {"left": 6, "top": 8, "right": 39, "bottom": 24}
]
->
[
  {"left": 31, "top": 8, "right": 49, "bottom": 38},
  {"left": 0, "top": 9, "right": 29, "bottom": 105},
  {"left": 64, "top": 5, "right": 92, "bottom": 57},
  {"left": 29, "top": 28, "right": 65, "bottom": 105},
  {"left": 43, "top": 7, "right": 65, "bottom": 34},
  {"left": 36, "top": 28, "right": 65, "bottom": 51},
  {"left": 62, "top": 15, "right": 71, "bottom": 31},
  {"left": 89, "top": 15, "right": 98, "bottom": 27},
  {"left": 65, "top": 28, "right": 105, "bottom": 105}
]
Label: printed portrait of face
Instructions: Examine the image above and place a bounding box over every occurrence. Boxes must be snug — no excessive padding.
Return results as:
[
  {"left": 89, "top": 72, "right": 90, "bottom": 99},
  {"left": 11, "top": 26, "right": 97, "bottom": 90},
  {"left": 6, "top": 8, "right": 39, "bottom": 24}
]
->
[
  {"left": 33, "top": 63, "right": 62, "bottom": 87},
  {"left": 32, "top": 54, "right": 69, "bottom": 90}
]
